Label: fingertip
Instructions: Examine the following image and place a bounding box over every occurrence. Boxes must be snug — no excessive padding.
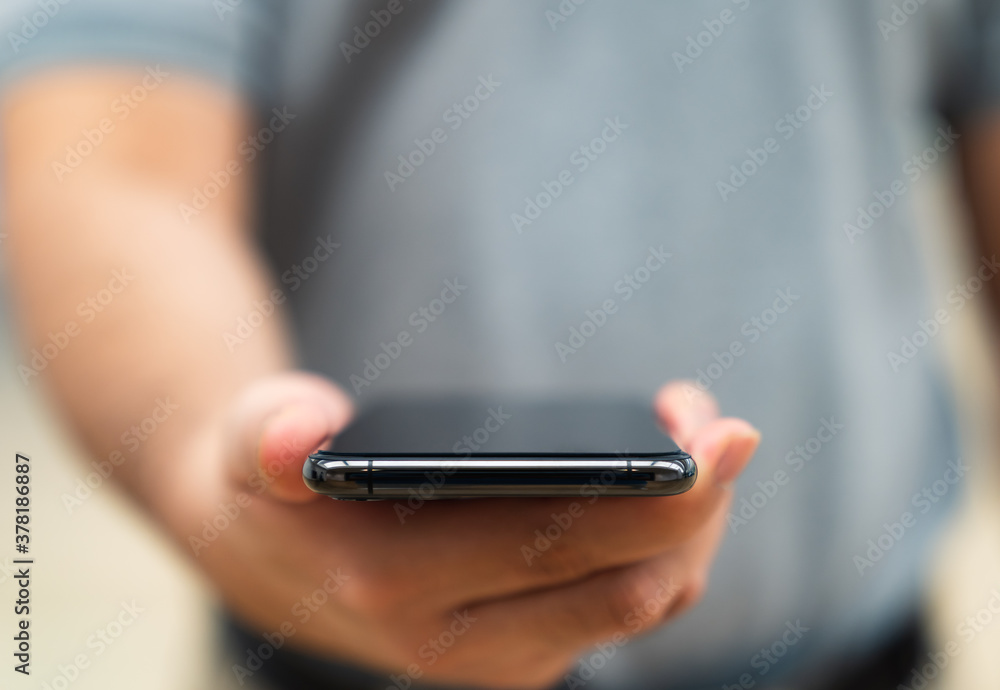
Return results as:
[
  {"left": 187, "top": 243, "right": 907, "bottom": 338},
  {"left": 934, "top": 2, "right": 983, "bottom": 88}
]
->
[
  {"left": 687, "top": 418, "right": 760, "bottom": 488},
  {"left": 655, "top": 381, "right": 719, "bottom": 448},
  {"left": 256, "top": 403, "right": 330, "bottom": 503}
]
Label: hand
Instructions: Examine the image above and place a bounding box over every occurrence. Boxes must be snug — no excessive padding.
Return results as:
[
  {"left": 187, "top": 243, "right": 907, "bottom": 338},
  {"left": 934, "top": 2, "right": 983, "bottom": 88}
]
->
[{"left": 154, "top": 374, "right": 759, "bottom": 689}]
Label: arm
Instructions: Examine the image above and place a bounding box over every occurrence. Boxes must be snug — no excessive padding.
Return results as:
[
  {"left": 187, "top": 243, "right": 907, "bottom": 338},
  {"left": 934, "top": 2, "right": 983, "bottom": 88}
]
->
[
  {"left": 1, "top": 67, "right": 301, "bottom": 516},
  {"left": 2, "top": 67, "right": 759, "bottom": 688}
]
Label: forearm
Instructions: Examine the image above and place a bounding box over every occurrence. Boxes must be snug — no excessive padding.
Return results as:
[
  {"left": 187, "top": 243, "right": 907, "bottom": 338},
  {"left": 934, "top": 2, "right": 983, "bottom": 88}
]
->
[{"left": 1, "top": 69, "right": 292, "bottom": 514}]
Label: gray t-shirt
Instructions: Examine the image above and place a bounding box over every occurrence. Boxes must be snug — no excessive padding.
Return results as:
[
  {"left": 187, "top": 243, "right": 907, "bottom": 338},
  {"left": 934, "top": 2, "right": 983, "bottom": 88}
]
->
[{"left": 2, "top": 0, "right": 994, "bottom": 687}]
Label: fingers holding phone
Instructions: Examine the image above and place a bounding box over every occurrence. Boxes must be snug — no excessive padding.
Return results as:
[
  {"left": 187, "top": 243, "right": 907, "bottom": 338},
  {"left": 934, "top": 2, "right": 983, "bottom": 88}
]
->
[
  {"left": 350, "top": 382, "right": 758, "bottom": 686},
  {"left": 178, "top": 373, "right": 758, "bottom": 688}
]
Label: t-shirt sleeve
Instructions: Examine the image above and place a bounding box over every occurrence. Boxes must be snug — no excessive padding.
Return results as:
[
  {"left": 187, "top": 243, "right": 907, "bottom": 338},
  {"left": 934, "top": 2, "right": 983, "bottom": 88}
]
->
[{"left": 0, "top": 0, "right": 282, "bottom": 104}]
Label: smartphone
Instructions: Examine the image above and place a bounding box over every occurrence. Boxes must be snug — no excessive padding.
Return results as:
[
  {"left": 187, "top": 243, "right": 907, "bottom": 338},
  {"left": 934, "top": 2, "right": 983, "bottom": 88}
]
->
[{"left": 303, "top": 397, "right": 696, "bottom": 500}]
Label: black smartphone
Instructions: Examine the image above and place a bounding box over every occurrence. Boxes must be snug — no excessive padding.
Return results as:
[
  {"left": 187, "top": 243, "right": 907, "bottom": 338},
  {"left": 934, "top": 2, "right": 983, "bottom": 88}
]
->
[{"left": 303, "top": 397, "right": 696, "bottom": 500}]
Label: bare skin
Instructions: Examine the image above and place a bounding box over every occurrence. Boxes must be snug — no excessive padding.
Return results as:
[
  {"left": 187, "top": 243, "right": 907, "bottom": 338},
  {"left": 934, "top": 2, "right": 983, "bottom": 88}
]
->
[{"left": 2, "top": 68, "right": 761, "bottom": 687}]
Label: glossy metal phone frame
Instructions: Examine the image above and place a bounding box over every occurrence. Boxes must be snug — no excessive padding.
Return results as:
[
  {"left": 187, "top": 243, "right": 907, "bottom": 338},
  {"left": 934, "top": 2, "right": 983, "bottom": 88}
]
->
[{"left": 304, "top": 452, "right": 697, "bottom": 500}]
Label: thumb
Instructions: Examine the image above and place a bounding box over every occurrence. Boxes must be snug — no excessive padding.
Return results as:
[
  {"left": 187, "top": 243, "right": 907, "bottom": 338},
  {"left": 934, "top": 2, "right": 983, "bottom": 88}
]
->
[
  {"left": 224, "top": 372, "right": 353, "bottom": 503},
  {"left": 655, "top": 380, "right": 760, "bottom": 488},
  {"left": 645, "top": 381, "right": 760, "bottom": 539}
]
